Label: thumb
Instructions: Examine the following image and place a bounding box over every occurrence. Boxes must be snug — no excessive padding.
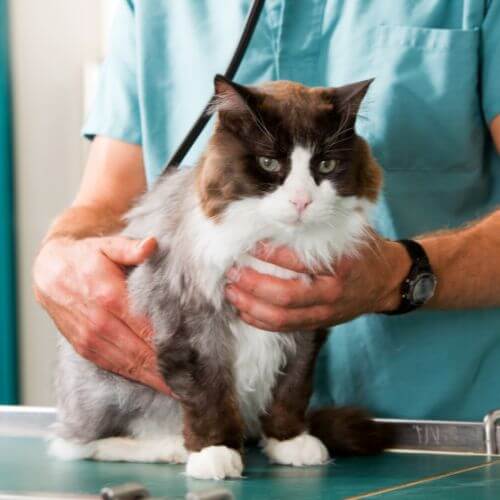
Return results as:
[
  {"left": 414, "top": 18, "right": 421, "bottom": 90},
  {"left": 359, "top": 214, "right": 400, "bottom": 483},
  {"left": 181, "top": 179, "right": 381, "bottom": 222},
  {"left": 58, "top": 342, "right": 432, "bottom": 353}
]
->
[{"left": 100, "top": 236, "right": 158, "bottom": 266}]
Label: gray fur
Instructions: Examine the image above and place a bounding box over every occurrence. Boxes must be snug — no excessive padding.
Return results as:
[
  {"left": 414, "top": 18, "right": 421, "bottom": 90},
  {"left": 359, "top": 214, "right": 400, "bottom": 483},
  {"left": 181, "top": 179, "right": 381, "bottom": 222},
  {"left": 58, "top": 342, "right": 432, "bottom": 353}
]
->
[
  {"left": 55, "top": 168, "right": 239, "bottom": 444},
  {"left": 53, "top": 78, "right": 381, "bottom": 460}
]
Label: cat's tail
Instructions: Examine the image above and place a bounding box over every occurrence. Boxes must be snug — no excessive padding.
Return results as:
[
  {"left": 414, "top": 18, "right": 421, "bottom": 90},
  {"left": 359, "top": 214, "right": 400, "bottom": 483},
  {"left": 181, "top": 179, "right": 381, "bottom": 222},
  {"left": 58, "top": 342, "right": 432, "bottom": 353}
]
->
[{"left": 307, "top": 406, "right": 394, "bottom": 456}]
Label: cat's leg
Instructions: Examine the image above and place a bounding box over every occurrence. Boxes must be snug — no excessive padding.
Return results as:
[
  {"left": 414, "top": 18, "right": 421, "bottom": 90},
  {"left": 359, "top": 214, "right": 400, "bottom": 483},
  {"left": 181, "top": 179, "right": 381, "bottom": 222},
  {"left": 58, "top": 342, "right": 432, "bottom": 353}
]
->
[
  {"left": 51, "top": 389, "right": 187, "bottom": 464},
  {"left": 51, "top": 340, "right": 187, "bottom": 464},
  {"left": 261, "top": 329, "right": 330, "bottom": 467},
  {"left": 156, "top": 316, "right": 245, "bottom": 480},
  {"left": 49, "top": 435, "right": 188, "bottom": 463}
]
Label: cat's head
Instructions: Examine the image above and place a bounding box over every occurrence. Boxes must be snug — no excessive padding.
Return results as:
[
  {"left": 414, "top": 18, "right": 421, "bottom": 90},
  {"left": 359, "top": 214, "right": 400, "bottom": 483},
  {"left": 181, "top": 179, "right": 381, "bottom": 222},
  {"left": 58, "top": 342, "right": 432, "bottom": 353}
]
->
[{"left": 197, "top": 75, "right": 382, "bottom": 235}]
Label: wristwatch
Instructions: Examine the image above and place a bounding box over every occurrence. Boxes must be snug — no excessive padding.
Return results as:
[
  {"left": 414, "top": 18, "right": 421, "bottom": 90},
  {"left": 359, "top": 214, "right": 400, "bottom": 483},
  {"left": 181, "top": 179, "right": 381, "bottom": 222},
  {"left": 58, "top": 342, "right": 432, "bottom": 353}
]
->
[{"left": 383, "top": 239, "right": 437, "bottom": 315}]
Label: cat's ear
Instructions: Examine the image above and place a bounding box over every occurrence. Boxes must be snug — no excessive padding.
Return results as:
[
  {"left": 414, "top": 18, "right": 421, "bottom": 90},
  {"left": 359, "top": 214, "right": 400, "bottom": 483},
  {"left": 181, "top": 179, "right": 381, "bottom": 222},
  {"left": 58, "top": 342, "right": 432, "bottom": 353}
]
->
[
  {"left": 333, "top": 78, "right": 374, "bottom": 116},
  {"left": 208, "top": 74, "right": 257, "bottom": 115}
]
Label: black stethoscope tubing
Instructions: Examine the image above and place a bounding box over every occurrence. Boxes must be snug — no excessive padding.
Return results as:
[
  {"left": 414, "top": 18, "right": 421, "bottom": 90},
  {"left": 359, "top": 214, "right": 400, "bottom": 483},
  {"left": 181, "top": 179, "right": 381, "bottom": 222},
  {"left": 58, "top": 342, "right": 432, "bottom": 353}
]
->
[{"left": 165, "top": 0, "right": 266, "bottom": 171}]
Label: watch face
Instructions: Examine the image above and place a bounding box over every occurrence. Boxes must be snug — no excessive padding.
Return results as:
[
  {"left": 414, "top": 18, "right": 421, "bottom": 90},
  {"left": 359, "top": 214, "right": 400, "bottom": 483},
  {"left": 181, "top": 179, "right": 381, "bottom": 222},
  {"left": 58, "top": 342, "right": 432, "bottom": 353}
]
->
[{"left": 411, "top": 273, "right": 437, "bottom": 305}]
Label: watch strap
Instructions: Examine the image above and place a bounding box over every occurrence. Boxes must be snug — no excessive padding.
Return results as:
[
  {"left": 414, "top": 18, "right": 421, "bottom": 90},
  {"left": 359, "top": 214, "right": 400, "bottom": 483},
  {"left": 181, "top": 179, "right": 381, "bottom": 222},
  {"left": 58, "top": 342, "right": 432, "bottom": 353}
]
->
[
  {"left": 397, "top": 239, "right": 432, "bottom": 271},
  {"left": 383, "top": 239, "right": 434, "bottom": 316}
]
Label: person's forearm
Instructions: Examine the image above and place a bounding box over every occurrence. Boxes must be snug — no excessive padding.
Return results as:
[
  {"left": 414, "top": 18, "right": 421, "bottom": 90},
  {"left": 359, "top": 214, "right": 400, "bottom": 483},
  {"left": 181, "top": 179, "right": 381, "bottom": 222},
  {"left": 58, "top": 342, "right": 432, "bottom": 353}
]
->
[
  {"left": 419, "top": 209, "right": 500, "bottom": 309},
  {"left": 383, "top": 209, "right": 500, "bottom": 310},
  {"left": 43, "top": 204, "right": 125, "bottom": 244}
]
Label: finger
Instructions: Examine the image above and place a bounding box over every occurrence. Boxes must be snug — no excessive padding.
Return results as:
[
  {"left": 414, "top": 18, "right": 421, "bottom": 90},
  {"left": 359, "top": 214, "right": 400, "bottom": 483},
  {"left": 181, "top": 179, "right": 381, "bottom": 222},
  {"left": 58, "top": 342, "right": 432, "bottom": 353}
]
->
[
  {"left": 86, "top": 259, "right": 154, "bottom": 339},
  {"left": 239, "top": 312, "right": 278, "bottom": 332},
  {"left": 84, "top": 306, "right": 158, "bottom": 370},
  {"left": 251, "top": 242, "right": 310, "bottom": 273},
  {"left": 138, "top": 370, "right": 176, "bottom": 398},
  {"left": 116, "top": 307, "right": 155, "bottom": 344},
  {"left": 100, "top": 236, "right": 158, "bottom": 266},
  {"left": 79, "top": 307, "right": 174, "bottom": 396},
  {"left": 93, "top": 322, "right": 177, "bottom": 397},
  {"left": 93, "top": 342, "right": 174, "bottom": 397},
  {"left": 226, "top": 286, "right": 334, "bottom": 332},
  {"left": 239, "top": 312, "right": 326, "bottom": 333},
  {"left": 227, "top": 267, "right": 341, "bottom": 307},
  {"left": 43, "top": 296, "right": 174, "bottom": 397},
  {"left": 86, "top": 344, "right": 173, "bottom": 397}
]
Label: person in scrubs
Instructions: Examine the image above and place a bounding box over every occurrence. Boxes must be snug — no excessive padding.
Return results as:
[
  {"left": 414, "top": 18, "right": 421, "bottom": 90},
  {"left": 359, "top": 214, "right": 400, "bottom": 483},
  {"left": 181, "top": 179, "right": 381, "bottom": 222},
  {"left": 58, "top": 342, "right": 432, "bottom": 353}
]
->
[{"left": 34, "top": 0, "right": 500, "bottom": 421}]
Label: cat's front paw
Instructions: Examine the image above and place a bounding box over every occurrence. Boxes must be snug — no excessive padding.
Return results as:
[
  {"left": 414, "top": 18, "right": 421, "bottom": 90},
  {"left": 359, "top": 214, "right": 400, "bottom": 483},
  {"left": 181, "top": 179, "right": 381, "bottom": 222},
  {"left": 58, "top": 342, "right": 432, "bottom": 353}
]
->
[
  {"left": 263, "top": 433, "right": 330, "bottom": 466},
  {"left": 185, "top": 446, "right": 243, "bottom": 480}
]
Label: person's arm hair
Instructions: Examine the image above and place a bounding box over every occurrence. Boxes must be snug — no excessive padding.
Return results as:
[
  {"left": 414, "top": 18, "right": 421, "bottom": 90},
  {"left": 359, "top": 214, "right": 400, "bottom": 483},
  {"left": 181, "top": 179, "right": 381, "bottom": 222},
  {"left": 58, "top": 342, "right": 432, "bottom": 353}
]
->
[
  {"left": 44, "top": 136, "right": 146, "bottom": 242},
  {"left": 411, "top": 209, "right": 499, "bottom": 309}
]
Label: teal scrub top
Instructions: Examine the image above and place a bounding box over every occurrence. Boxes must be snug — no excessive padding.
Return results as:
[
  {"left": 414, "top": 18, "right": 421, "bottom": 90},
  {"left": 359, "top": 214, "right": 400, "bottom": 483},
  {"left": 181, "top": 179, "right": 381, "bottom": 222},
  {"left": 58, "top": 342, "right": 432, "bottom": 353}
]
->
[{"left": 83, "top": 0, "right": 500, "bottom": 422}]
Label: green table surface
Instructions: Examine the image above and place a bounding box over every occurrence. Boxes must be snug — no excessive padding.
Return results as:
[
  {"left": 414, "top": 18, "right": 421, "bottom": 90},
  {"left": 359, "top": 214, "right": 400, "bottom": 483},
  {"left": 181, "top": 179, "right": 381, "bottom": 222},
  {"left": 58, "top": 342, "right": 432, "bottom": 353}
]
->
[{"left": 1, "top": 437, "right": 500, "bottom": 499}]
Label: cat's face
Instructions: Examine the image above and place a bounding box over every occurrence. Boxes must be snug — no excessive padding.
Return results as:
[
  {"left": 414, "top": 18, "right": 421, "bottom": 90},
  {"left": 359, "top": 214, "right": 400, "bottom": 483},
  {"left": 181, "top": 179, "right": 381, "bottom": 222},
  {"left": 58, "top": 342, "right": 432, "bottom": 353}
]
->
[{"left": 197, "top": 76, "right": 381, "bottom": 233}]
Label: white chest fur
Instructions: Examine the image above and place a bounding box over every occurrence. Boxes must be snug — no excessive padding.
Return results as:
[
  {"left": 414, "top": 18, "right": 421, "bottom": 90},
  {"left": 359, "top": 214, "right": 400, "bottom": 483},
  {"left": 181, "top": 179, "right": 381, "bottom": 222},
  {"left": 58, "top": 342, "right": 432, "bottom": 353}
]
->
[
  {"left": 230, "top": 256, "right": 298, "bottom": 437},
  {"left": 231, "top": 320, "right": 295, "bottom": 437},
  {"left": 188, "top": 192, "right": 371, "bottom": 436}
]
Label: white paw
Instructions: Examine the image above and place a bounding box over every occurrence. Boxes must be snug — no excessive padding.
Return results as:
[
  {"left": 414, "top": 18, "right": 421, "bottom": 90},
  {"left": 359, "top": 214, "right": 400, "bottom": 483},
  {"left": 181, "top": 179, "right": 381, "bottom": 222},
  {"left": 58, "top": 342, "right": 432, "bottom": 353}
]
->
[
  {"left": 48, "top": 438, "right": 95, "bottom": 461},
  {"left": 263, "top": 433, "right": 330, "bottom": 466},
  {"left": 93, "top": 436, "right": 188, "bottom": 463},
  {"left": 50, "top": 436, "right": 188, "bottom": 464},
  {"left": 185, "top": 446, "right": 243, "bottom": 480}
]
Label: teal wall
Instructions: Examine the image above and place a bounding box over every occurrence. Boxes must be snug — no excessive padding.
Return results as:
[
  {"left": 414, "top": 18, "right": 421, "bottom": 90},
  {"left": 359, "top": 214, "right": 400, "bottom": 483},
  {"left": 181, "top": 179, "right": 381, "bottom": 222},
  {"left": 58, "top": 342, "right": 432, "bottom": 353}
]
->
[{"left": 0, "top": 0, "right": 18, "bottom": 404}]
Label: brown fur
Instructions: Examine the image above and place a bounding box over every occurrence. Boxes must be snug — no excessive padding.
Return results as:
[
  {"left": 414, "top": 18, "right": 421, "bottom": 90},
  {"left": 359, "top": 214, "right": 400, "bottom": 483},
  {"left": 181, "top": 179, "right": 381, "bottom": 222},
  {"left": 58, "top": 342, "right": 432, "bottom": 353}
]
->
[
  {"left": 260, "top": 326, "right": 392, "bottom": 455},
  {"left": 156, "top": 314, "right": 245, "bottom": 453},
  {"left": 197, "top": 78, "right": 381, "bottom": 219},
  {"left": 347, "top": 137, "right": 383, "bottom": 202},
  {"left": 183, "top": 391, "right": 244, "bottom": 452},
  {"left": 308, "top": 407, "right": 394, "bottom": 456},
  {"left": 260, "top": 329, "right": 328, "bottom": 441}
]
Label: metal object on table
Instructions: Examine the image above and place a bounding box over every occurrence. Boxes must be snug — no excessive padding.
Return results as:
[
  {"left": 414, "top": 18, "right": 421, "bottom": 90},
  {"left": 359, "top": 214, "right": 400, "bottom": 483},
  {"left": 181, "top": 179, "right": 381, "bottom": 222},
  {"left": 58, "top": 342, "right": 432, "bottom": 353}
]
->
[
  {"left": 375, "top": 417, "right": 492, "bottom": 454},
  {"left": 3, "top": 406, "right": 500, "bottom": 455},
  {"left": 185, "top": 490, "right": 234, "bottom": 500},
  {"left": 0, "top": 487, "right": 234, "bottom": 500},
  {"left": 100, "top": 484, "right": 150, "bottom": 500},
  {"left": 483, "top": 409, "right": 500, "bottom": 455},
  {"left": 99, "top": 484, "right": 233, "bottom": 500}
]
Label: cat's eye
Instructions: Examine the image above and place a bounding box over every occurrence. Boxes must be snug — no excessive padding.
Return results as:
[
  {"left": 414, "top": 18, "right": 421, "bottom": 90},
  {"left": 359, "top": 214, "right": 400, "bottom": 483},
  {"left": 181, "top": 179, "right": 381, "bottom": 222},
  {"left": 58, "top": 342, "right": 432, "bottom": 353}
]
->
[
  {"left": 258, "top": 156, "right": 281, "bottom": 173},
  {"left": 318, "top": 159, "right": 338, "bottom": 174}
]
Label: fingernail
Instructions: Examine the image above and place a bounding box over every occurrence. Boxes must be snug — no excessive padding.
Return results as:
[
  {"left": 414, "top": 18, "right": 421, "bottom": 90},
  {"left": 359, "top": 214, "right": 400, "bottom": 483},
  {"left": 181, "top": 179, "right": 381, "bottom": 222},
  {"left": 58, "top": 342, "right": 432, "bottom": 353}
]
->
[
  {"left": 225, "top": 286, "right": 237, "bottom": 303},
  {"left": 138, "top": 237, "right": 156, "bottom": 252},
  {"left": 226, "top": 267, "right": 239, "bottom": 283},
  {"left": 251, "top": 241, "right": 265, "bottom": 256},
  {"left": 252, "top": 240, "right": 272, "bottom": 258}
]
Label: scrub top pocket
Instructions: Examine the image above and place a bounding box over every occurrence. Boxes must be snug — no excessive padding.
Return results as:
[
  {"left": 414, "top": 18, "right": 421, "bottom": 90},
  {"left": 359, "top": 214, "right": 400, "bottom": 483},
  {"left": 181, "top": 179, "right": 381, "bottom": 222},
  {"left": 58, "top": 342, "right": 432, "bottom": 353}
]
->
[{"left": 364, "top": 25, "right": 483, "bottom": 173}]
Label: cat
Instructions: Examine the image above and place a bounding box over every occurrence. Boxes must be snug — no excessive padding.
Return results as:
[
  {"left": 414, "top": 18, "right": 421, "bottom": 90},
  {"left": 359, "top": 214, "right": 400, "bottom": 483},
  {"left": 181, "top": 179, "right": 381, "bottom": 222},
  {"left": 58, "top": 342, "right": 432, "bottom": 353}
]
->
[{"left": 50, "top": 75, "right": 389, "bottom": 480}]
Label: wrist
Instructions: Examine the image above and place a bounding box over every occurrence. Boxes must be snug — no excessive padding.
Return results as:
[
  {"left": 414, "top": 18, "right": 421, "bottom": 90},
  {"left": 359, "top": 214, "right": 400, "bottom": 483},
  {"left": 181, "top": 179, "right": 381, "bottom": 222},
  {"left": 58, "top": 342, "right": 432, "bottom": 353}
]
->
[
  {"left": 44, "top": 205, "right": 124, "bottom": 244},
  {"left": 374, "top": 240, "right": 412, "bottom": 313}
]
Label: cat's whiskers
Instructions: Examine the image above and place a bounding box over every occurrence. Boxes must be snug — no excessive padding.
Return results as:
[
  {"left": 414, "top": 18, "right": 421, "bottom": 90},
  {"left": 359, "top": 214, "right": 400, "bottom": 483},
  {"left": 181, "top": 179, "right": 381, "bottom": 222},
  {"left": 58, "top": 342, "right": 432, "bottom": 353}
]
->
[
  {"left": 327, "top": 111, "right": 352, "bottom": 144},
  {"left": 323, "top": 147, "right": 353, "bottom": 156},
  {"left": 247, "top": 109, "right": 275, "bottom": 145},
  {"left": 325, "top": 130, "right": 355, "bottom": 150}
]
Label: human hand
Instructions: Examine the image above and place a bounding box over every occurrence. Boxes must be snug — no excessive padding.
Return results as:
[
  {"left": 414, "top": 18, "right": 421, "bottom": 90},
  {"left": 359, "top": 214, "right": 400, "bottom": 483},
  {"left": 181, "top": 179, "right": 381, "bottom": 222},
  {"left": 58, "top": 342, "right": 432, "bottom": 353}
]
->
[
  {"left": 33, "top": 235, "right": 174, "bottom": 396},
  {"left": 225, "top": 235, "right": 410, "bottom": 332}
]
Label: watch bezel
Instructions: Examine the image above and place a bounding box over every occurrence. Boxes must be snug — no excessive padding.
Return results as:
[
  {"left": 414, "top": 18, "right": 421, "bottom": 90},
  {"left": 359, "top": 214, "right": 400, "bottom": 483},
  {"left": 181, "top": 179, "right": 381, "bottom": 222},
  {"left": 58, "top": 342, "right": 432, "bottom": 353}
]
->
[{"left": 407, "top": 272, "right": 437, "bottom": 306}]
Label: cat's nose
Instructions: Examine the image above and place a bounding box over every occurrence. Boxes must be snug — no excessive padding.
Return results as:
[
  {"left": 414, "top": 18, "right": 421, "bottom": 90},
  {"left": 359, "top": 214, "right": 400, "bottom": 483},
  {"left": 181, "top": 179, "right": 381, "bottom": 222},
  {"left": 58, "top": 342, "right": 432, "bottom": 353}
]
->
[{"left": 290, "top": 195, "right": 312, "bottom": 214}]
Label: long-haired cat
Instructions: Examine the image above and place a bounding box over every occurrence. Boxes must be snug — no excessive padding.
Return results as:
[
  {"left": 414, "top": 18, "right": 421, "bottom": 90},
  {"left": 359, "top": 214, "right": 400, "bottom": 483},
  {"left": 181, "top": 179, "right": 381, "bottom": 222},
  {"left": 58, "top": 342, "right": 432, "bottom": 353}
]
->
[{"left": 50, "top": 75, "right": 388, "bottom": 480}]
